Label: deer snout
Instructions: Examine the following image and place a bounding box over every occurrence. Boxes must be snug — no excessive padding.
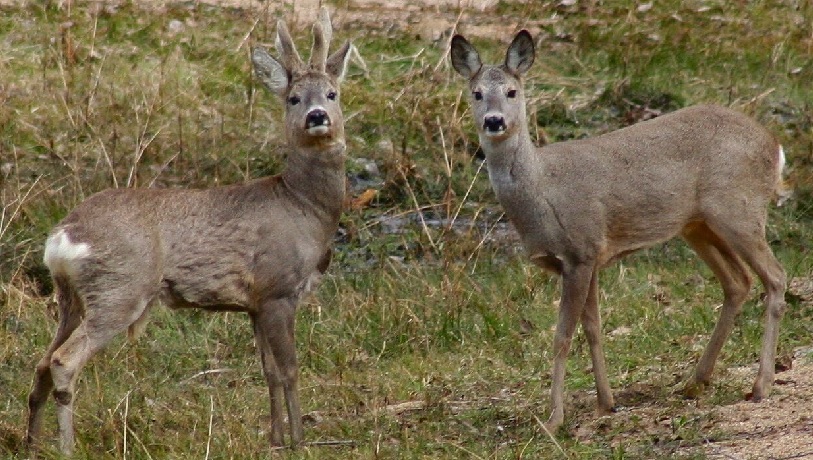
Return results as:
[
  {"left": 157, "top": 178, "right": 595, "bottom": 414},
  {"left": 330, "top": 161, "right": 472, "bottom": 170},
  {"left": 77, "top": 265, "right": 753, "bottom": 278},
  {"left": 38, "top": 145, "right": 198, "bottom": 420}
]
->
[
  {"left": 483, "top": 114, "right": 507, "bottom": 135},
  {"left": 305, "top": 108, "right": 331, "bottom": 134}
]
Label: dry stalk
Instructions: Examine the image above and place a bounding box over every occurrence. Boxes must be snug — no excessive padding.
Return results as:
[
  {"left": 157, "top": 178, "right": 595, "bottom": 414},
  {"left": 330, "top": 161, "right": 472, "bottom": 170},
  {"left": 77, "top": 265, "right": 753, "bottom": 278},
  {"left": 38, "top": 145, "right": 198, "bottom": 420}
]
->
[
  {"left": 466, "top": 211, "right": 505, "bottom": 274},
  {"left": 127, "top": 68, "right": 170, "bottom": 187},
  {"left": 0, "top": 175, "right": 42, "bottom": 242},
  {"left": 349, "top": 45, "right": 369, "bottom": 78},
  {"left": 436, "top": 115, "right": 453, "bottom": 219},
  {"left": 270, "top": 440, "right": 356, "bottom": 450},
  {"left": 97, "top": 137, "right": 119, "bottom": 188},
  {"left": 236, "top": 15, "right": 262, "bottom": 53},
  {"left": 84, "top": 13, "right": 102, "bottom": 124},
  {"left": 127, "top": 126, "right": 164, "bottom": 188},
  {"left": 358, "top": 203, "right": 445, "bottom": 232},
  {"left": 125, "top": 424, "right": 155, "bottom": 460},
  {"left": 205, "top": 395, "right": 214, "bottom": 460},
  {"left": 397, "top": 156, "right": 438, "bottom": 253},
  {"left": 449, "top": 157, "right": 486, "bottom": 230},
  {"left": 532, "top": 412, "right": 569, "bottom": 459},
  {"left": 448, "top": 441, "right": 487, "bottom": 460},
  {"left": 433, "top": 8, "right": 465, "bottom": 73},
  {"left": 123, "top": 390, "right": 129, "bottom": 459},
  {"left": 305, "top": 440, "right": 356, "bottom": 447},
  {"left": 180, "top": 368, "right": 234, "bottom": 385}
]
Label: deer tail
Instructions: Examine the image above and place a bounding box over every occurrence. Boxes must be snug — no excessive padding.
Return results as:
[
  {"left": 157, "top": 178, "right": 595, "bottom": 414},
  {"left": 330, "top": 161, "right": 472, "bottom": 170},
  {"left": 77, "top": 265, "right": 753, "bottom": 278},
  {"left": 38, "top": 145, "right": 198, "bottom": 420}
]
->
[{"left": 775, "top": 145, "right": 792, "bottom": 207}]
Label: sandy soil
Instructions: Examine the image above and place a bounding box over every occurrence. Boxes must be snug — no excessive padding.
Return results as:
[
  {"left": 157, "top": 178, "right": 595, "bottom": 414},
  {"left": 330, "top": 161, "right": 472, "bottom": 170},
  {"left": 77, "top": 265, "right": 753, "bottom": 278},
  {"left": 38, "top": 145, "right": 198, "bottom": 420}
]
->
[
  {"left": 700, "top": 356, "right": 813, "bottom": 459},
  {"left": 569, "top": 350, "right": 813, "bottom": 460}
]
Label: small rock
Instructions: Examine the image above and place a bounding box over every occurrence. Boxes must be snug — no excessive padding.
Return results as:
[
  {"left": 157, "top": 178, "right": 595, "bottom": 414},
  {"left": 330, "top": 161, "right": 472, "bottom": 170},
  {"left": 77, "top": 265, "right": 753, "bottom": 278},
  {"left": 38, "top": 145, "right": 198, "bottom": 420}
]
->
[{"left": 168, "top": 19, "right": 184, "bottom": 35}]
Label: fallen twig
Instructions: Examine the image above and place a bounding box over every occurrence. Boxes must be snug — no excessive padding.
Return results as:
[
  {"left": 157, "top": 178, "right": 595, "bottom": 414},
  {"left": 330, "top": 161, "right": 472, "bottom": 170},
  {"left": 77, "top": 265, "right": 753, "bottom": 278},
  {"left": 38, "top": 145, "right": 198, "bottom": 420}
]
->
[{"left": 180, "top": 368, "right": 234, "bottom": 384}]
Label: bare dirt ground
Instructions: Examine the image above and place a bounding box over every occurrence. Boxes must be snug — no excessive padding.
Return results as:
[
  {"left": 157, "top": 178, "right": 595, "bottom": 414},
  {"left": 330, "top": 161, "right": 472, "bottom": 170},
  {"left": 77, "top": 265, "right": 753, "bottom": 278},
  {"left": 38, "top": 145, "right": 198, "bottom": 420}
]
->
[
  {"left": 699, "top": 355, "right": 813, "bottom": 460},
  {"left": 5, "top": 0, "right": 813, "bottom": 458},
  {"left": 15, "top": 0, "right": 535, "bottom": 42},
  {"left": 583, "top": 346, "right": 813, "bottom": 459}
]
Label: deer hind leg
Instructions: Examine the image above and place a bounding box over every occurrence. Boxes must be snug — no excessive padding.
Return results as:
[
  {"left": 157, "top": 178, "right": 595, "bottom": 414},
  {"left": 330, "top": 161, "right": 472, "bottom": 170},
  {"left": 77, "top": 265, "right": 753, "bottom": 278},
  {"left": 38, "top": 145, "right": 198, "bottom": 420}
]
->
[
  {"left": 27, "top": 277, "right": 83, "bottom": 451},
  {"left": 747, "top": 248, "right": 786, "bottom": 401},
  {"left": 255, "top": 298, "right": 303, "bottom": 448},
  {"left": 580, "top": 269, "right": 615, "bottom": 414},
  {"left": 681, "top": 222, "right": 753, "bottom": 398},
  {"left": 545, "top": 262, "right": 594, "bottom": 432},
  {"left": 710, "top": 225, "right": 786, "bottom": 401},
  {"left": 48, "top": 291, "right": 155, "bottom": 455}
]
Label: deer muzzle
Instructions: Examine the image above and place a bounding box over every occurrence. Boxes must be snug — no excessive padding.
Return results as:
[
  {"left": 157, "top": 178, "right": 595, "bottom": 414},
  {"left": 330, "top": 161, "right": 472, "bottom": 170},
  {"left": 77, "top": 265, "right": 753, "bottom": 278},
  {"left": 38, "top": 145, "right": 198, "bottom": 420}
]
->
[
  {"left": 305, "top": 108, "right": 331, "bottom": 135},
  {"left": 483, "top": 114, "right": 507, "bottom": 135}
]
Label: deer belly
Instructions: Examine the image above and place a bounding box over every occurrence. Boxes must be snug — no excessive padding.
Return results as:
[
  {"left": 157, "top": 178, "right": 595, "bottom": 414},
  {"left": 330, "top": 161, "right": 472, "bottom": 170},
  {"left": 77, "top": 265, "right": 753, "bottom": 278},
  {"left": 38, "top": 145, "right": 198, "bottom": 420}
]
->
[
  {"left": 161, "top": 264, "right": 253, "bottom": 311},
  {"left": 529, "top": 252, "right": 564, "bottom": 274}
]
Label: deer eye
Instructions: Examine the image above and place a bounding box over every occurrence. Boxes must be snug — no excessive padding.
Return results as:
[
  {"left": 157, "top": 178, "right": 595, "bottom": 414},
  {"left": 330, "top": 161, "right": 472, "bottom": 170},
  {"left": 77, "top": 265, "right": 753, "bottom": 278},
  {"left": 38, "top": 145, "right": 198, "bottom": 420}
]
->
[
  {"left": 473, "top": 91, "right": 483, "bottom": 101},
  {"left": 506, "top": 89, "right": 517, "bottom": 98},
  {"left": 288, "top": 95, "right": 301, "bottom": 106},
  {"left": 327, "top": 91, "right": 337, "bottom": 101}
]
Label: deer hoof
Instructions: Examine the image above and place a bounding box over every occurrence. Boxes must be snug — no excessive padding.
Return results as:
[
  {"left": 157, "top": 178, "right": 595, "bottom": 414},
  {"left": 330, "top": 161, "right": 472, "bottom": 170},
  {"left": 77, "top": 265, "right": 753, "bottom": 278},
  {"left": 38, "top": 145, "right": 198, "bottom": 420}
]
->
[{"left": 682, "top": 381, "right": 708, "bottom": 399}]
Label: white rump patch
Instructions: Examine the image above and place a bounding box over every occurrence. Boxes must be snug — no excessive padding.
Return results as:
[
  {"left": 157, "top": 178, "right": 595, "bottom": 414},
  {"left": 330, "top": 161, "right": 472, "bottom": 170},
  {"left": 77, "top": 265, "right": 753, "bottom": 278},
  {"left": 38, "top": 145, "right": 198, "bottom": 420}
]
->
[{"left": 44, "top": 229, "right": 91, "bottom": 278}]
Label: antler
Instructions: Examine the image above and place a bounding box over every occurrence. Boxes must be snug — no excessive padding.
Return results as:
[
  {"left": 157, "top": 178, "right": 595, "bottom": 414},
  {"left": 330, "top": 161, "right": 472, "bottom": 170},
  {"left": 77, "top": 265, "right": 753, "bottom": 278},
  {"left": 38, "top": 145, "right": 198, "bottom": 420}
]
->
[
  {"left": 309, "top": 23, "right": 328, "bottom": 72},
  {"left": 275, "top": 20, "right": 304, "bottom": 71},
  {"left": 318, "top": 7, "right": 333, "bottom": 48},
  {"left": 274, "top": 7, "right": 335, "bottom": 73},
  {"left": 309, "top": 7, "right": 333, "bottom": 71}
]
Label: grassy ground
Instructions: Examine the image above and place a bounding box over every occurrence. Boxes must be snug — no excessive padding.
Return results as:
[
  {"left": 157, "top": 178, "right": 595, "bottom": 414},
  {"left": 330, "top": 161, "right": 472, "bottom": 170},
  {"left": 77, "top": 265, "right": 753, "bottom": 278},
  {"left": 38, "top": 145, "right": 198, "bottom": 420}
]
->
[{"left": 1, "top": 0, "right": 813, "bottom": 458}]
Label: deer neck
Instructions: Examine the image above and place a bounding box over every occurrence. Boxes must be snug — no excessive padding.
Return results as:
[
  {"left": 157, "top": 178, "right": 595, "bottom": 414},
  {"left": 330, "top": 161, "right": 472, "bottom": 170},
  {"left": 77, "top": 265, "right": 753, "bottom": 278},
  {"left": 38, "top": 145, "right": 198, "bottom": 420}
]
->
[
  {"left": 281, "top": 142, "right": 346, "bottom": 224},
  {"left": 481, "top": 123, "right": 536, "bottom": 193},
  {"left": 480, "top": 122, "right": 564, "bottom": 259}
]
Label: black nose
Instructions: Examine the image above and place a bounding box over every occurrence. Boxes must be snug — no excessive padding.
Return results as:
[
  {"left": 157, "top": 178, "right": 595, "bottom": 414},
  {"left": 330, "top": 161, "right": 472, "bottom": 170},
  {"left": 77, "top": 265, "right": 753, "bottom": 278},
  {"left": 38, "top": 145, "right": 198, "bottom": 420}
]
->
[
  {"left": 483, "top": 115, "right": 506, "bottom": 132},
  {"left": 306, "top": 109, "right": 330, "bottom": 128}
]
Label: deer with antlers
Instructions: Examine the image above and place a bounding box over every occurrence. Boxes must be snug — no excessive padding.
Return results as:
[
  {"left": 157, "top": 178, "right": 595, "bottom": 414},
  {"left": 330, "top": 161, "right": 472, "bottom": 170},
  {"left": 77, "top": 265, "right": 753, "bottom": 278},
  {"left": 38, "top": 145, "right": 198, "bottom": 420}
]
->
[
  {"left": 26, "top": 8, "right": 351, "bottom": 454},
  {"left": 451, "top": 30, "right": 787, "bottom": 431}
]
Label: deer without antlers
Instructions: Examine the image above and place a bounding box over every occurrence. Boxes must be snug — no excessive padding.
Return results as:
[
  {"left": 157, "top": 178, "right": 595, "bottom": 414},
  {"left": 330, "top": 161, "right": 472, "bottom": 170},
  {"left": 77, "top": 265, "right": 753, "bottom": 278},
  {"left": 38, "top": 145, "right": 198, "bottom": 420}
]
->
[
  {"left": 451, "top": 30, "right": 788, "bottom": 431},
  {"left": 26, "top": 9, "right": 351, "bottom": 454}
]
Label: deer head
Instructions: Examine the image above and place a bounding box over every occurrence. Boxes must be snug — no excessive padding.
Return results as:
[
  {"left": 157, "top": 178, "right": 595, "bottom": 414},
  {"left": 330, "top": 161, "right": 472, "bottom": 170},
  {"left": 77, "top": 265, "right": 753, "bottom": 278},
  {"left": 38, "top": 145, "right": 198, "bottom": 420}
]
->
[
  {"left": 251, "top": 8, "right": 352, "bottom": 150},
  {"left": 451, "top": 30, "right": 535, "bottom": 143}
]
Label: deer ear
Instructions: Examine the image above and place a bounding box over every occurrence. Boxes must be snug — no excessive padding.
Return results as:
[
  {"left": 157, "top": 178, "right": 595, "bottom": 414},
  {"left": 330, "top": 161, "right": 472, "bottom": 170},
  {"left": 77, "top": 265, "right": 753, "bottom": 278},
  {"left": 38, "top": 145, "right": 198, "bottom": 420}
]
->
[
  {"left": 326, "top": 41, "right": 352, "bottom": 82},
  {"left": 505, "top": 30, "right": 534, "bottom": 75},
  {"left": 450, "top": 34, "right": 482, "bottom": 79},
  {"left": 252, "top": 47, "right": 289, "bottom": 97}
]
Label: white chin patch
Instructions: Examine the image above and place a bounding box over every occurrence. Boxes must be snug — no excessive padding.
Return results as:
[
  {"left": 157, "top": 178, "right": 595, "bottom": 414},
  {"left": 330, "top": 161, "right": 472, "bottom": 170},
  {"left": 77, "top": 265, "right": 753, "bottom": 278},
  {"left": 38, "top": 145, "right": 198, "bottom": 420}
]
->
[
  {"left": 307, "top": 125, "right": 330, "bottom": 135},
  {"left": 484, "top": 128, "right": 507, "bottom": 138}
]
